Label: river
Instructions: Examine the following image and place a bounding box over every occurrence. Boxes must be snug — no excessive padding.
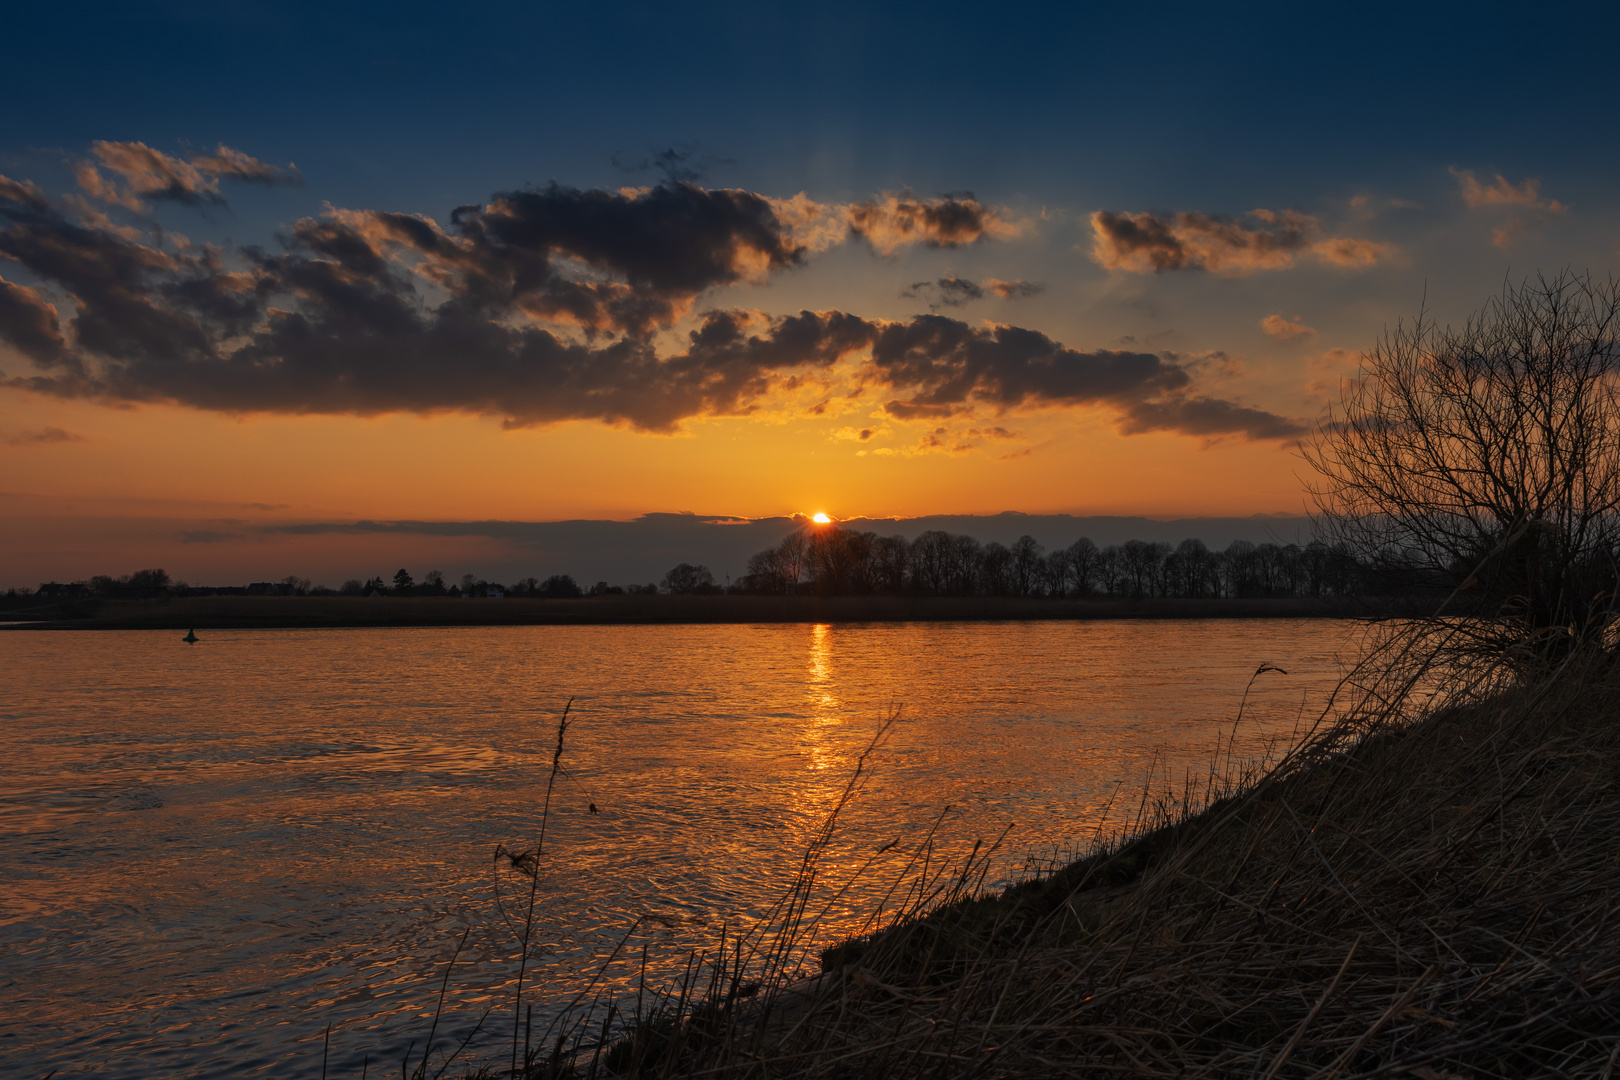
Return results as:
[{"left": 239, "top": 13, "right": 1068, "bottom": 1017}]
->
[{"left": 0, "top": 619, "right": 1361, "bottom": 1078}]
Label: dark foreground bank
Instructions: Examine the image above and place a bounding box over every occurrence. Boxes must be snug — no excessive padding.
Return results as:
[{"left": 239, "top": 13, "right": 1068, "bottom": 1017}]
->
[
  {"left": 550, "top": 651, "right": 1620, "bottom": 1079},
  {"left": 1, "top": 593, "right": 1372, "bottom": 630}
]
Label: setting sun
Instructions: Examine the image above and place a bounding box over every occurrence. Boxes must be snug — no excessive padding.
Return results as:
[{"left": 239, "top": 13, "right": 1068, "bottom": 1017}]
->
[{"left": 812, "top": 513, "right": 832, "bottom": 524}]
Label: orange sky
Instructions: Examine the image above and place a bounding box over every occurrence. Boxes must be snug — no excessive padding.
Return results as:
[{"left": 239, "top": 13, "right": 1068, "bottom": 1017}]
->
[
  {"left": 2, "top": 390, "right": 1310, "bottom": 525},
  {"left": 2, "top": 131, "right": 1611, "bottom": 587}
]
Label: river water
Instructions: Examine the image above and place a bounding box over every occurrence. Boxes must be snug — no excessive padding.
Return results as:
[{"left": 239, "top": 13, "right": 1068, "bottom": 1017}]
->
[{"left": 0, "top": 619, "right": 1361, "bottom": 1078}]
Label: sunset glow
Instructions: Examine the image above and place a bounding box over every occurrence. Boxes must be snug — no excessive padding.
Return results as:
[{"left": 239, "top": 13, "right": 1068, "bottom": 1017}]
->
[
  {"left": 2, "top": 5, "right": 1617, "bottom": 591},
  {"left": 812, "top": 513, "right": 832, "bottom": 524}
]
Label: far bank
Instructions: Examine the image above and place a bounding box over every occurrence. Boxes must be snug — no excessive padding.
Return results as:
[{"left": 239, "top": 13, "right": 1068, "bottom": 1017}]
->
[{"left": 0, "top": 593, "right": 1377, "bottom": 630}]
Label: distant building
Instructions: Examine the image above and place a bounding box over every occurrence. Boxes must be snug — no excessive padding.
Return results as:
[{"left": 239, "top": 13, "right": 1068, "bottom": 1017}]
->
[
  {"left": 486, "top": 584, "right": 505, "bottom": 599},
  {"left": 37, "top": 582, "right": 91, "bottom": 599},
  {"left": 246, "top": 582, "right": 278, "bottom": 596}
]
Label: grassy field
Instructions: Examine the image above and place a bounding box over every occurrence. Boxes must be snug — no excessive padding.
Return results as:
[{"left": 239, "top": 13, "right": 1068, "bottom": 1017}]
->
[{"left": 1, "top": 593, "right": 1368, "bottom": 630}]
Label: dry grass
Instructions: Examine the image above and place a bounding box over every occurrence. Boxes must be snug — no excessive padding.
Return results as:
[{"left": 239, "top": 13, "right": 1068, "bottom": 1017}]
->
[
  {"left": 526, "top": 634, "right": 1620, "bottom": 1079},
  {"left": 371, "top": 614, "right": 1620, "bottom": 1080}
]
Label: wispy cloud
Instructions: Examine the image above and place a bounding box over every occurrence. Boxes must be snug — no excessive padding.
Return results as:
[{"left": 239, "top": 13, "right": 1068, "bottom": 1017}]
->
[
  {"left": 5, "top": 426, "right": 84, "bottom": 445},
  {"left": 1089, "top": 209, "right": 1392, "bottom": 275},
  {"left": 904, "top": 275, "right": 1044, "bottom": 310},
  {"left": 611, "top": 143, "right": 735, "bottom": 184},
  {"left": 1451, "top": 168, "right": 1565, "bottom": 213},
  {"left": 1450, "top": 168, "right": 1567, "bottom": 248},
  {"left": 1261, "top": 314, "right": 1315, "bottom": 340},
  {"left": 985, "top": 278, "right": 1043, "bottom": 299},
  {"left": 76, "top": 141, "right": 299, "bottom": 211}
]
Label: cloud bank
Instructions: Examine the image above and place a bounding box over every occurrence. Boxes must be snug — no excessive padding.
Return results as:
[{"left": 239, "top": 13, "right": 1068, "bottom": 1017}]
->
[{"left": 0, "top": 146, "right": 1298, "bottom": 442}]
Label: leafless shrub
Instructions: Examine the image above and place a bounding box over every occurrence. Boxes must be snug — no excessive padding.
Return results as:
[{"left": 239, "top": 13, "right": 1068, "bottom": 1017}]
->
[{"left": 1303, "top": 271, "right": 1620, "bottom": 673}]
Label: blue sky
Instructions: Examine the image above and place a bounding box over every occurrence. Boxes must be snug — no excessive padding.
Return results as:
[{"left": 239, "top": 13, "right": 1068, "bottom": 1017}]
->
[{"left": 9, "top": 1, "right": 1614, "bottom": 211}]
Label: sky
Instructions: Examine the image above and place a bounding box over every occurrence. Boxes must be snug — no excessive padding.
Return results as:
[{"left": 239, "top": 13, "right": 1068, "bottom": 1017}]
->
[{"left": 5, "top": 0, "right": 1620, "bottom": 587}]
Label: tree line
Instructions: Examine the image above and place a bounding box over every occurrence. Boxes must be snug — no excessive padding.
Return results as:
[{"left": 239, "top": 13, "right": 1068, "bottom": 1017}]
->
[
  {"left": 734, "top": 526, "right": 1369, "bottom": 599},
  {"left": 16, "top": 533, "right": 1370, "bottom": 603}
]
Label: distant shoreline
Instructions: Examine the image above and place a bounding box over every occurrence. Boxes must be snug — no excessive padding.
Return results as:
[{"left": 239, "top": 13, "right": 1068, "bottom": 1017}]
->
[{"left": 0, "top": 594, "right": 1380, "bottom": 630}]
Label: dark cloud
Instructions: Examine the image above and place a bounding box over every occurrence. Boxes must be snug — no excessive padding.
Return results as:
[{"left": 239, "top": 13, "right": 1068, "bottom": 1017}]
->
[
  {"left": 1119, "top": 397, "right": 1306, "bottom": 440},
  {"left": 304, "top": 181, "right": 810, "bottom": 337},
  {"left": 870, "top": 315, "right": 1185, "bottom": 410},
  {"left": 865, "top": 315, "right": 1298, "bottom": 441},
  {"left": 848, "top": 193, "right": 1018, "bottom": 255},
  {"left": 0, "top": 274, "right": 67, "bottom": 362},
  {"left": 472, "top": 182, "right": 798, "bottom": 291},
  {"left": 904, "top": 274, "right": 984, "bottom": 309},
  {"left": 0, "top": 165, "right": 1296, "bottom": 442},
  {"left": 1090, "top": 209, "right": 1390, "bottom": 274}
]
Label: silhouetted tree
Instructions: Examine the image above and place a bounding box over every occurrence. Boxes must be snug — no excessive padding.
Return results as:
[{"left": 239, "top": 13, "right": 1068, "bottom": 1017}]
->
[
  {"left": 1170, "top": 538, "right": 1215, "bottom": 598},
  {"left": 1043, "top": 548, "right": 1073, "bottom": 597},
  {"left": 980, "top": 541, "right": 1013, "bottom": 595},
  {"left": 128, "top": 569, "right": 171, "bottom": 591},
  {"left": 777, "top": 531, "right": 810, "bottom": 593},
  {"left": 662, "top": 563, "right": 716, "bottom": 594},
  {"left": 1010, "top": 535, "right": 1044, "bottom": 597},
  {"left": 809, "top": 526, "right": 878, "bottom": 594},
  {"left": 1305, "top": 272, "right": 1620, "bottom": 663},
  {"left": 393, "top": 568, "right": 414, "bottom": 593},
  {"left": 909, "top": 531, "right": 954, "bottom": 593},
  {"left": 744, "top": 547, "right": 789, "bottom": 594},
  {"left": 872, "top": 535, "right": 910, "bottom": 593},
  {"left": 949, "top": 534, "right": 983, "bottom": 594},
  {"left": 1121, "top": 540, "right": 1160, "bottom": 598},
  {"left": 538, "top": 574, "right": 583, "bottom": 598},
  {"left": 1067, "top": 537, "right": 1100, "bottom": 596}
]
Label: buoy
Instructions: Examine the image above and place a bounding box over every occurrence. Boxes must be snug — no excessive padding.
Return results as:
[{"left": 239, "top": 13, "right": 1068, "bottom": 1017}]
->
[{"left": 183, "top": 629, "right": 198, "bottom": 644}]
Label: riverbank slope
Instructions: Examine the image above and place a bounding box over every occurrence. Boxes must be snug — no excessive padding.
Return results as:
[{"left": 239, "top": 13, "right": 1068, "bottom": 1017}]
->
[{"left": 630, "top": 654, "right": 1620, "bottom": 1078}]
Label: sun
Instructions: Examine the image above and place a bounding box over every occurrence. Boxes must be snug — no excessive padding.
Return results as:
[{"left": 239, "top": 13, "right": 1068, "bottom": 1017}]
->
[{"left": 811, "top": 512, "right": 831, "bottom": 524}]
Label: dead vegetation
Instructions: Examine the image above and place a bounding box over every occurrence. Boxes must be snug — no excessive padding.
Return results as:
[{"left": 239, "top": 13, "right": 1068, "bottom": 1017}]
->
[{"left": 502, "top": 629, "right": 1620, "bottom": 1079}]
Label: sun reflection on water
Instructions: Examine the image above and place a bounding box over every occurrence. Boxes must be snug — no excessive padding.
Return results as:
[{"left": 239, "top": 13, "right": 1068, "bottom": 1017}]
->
[{"left": 804, "top": 622, "right": 843, "bottom": 769}]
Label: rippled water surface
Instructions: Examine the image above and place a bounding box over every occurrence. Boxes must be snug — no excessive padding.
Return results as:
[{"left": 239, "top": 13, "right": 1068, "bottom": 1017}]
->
[{"left": 0, "top": 620, "right": 1361, "bottom": 1077}]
